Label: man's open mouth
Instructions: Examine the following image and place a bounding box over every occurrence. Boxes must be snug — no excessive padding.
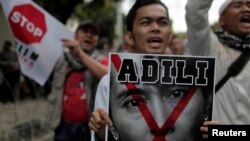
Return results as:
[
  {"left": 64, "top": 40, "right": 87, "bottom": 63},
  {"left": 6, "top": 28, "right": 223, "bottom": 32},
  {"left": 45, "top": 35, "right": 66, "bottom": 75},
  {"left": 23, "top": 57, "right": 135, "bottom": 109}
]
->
[
  {"left": 148, "top": 37, "right": 163, "bottom": 44},
  {"left": 240, "top": 14, "right": 250, "bottom": 24}
]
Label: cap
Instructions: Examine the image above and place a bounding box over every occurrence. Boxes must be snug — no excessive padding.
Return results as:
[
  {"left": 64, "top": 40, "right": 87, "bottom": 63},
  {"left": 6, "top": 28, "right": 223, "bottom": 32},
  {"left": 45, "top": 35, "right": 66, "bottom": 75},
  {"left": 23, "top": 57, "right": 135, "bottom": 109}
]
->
[
  {"left": 219, "top": 0, "right": 233, "bottom": 16},
  {"left": 77, "top": 20, "right": 100, "bottom": 34}
]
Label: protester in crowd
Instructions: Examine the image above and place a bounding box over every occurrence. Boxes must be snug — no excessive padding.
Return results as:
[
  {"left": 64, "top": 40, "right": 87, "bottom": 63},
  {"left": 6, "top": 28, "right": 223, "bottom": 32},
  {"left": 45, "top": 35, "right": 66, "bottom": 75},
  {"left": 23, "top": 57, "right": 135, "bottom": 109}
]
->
[
  {"left": 43, "top": 20, "right": 108, "bottom": 141},
  {"left": 0, "top": 40, "right": 20, "bottom": 103},
  {"left": 88, "top": 0, "right": 212, "bottom": 140},
  {"left": 97, "top": 37, "right": 112, "bottom": 56},
  {"left": 163, "top": 46, "right": 173, "bottom": 54},
  {"left": 169, "top": 34, "right": 185, "bottom": 55},
  {"left": 164, "top": 34, "right": 185, "bottom": 55},
  {"left": 186, "top": 0, "right": 250, "bottom": 139}
]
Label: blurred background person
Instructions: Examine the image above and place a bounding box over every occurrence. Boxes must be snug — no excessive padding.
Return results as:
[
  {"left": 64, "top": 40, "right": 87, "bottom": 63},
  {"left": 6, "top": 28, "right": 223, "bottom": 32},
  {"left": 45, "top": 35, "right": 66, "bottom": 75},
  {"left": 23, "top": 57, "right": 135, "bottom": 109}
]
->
[
  {"left": 43, "top": 20, "right": 108, "bottom": 141},
  {"left": 169, "top": 34, "right": 185, "bottom": 55},
  {"left": 0, "top": 40, "right": 20, "bottom": 103}
]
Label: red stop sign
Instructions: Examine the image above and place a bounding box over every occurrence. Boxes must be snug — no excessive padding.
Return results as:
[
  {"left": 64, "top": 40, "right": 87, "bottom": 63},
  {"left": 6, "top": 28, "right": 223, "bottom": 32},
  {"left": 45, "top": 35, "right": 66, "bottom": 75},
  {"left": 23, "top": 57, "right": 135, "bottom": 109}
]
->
[{"left": 8, "top": 4, "right": 47, "bottom": 44}]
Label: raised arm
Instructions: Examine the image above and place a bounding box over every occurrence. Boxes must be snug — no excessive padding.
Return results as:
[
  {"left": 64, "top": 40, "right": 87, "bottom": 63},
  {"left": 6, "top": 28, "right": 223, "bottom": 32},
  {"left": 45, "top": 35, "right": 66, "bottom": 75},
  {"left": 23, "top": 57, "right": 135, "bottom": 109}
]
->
[
  {"left": 185, "top": 0, "right": 215, "bottom": 56},
  {"left": 62, "top": 38, "right": 108, "bottom": 79}
]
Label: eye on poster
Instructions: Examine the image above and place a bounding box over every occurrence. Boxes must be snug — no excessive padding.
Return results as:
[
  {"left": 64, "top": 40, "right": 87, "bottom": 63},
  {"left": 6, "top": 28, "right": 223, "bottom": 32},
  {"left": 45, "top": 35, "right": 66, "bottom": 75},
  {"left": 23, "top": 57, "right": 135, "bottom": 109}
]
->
[{"left": 106, "top": 53, "right": 215, "bottom": 141}]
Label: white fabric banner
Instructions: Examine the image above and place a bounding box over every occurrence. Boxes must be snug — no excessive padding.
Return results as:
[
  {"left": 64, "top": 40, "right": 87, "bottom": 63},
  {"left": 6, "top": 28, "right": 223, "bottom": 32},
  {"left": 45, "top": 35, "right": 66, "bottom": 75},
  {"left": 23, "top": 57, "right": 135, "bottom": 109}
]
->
[{"left": 0, "top": 0, "right": 74, "bottom": 85}]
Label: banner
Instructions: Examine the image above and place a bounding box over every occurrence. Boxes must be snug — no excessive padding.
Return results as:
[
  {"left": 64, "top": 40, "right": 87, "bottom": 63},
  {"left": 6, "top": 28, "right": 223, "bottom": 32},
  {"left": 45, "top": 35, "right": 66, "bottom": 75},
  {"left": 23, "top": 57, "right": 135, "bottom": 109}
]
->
[
  {"left": 107, "top": 53, "right": 216, "bottom": 141},
  {"left": 0, "top": 0, "right": 74, "bottom": 85}
]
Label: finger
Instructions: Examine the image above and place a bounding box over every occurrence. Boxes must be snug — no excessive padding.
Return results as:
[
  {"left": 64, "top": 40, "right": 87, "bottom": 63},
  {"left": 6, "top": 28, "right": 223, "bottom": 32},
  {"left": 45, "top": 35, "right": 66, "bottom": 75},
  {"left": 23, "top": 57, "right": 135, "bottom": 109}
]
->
[
  {"left": 200, "top": 126, "right": 208, "bottom": 132},
  {"left": 61, "top": 38, "right": 69, "bottom": 42},
  {"left": 61, "top": 39, "right": 77, "bottom": 48},
  {"left": 203, "top": 120, "right": 220, "bottom": 126},
  {"left": 92, "top": 111, "right": 106, "bottom": 126},
  {"left": 61, "top": 39, "right": 72, "bottom": 48},
  {"left": 89, "top": 116, "right": 103, "bottom": 129},
  {"left": 88, "top": 121, "right": 98, "bottom": 132},
  {"left": 88, "top": 122, "right": 97, "bottom": 132},
  {"left": 98, "top": 108, "right": 113, "bottom": 126},
  {"left": 202, "top": 134, "right": 208, "bottom": 139}
]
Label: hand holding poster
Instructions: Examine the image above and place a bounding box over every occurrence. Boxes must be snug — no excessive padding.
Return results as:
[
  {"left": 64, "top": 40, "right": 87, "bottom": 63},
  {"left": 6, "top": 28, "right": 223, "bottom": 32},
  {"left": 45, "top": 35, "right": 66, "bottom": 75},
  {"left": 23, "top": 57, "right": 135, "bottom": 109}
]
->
[
  {"left": 0, "top": 0, "right": 74, "bottom": 85},
  {"left": 107, "top": 53, "right": 215, "bottom": 141}
]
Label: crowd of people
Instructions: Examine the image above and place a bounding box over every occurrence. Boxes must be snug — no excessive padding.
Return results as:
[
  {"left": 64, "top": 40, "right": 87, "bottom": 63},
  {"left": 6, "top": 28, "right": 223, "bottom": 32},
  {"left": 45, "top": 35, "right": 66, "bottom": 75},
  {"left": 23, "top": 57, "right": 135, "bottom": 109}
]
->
[
  {"left": 0, "top": 40, "right": 48, "bottom": 103},
  {"left": 1, "top": 0, "right": 250, "bottom": 141},
  {"left": 0, "top": 40, "right": 19, "bottom": 102}
]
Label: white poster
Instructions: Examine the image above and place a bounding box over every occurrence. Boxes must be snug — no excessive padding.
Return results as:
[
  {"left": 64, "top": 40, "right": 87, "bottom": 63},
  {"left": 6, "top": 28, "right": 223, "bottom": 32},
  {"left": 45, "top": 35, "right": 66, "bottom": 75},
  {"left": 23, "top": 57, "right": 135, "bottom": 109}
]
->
[
  {"left": 107, "top": 53, "right": 216, "bottom": 141},
  {"left": 0, "top": 0, "right": 74, "bottom": 85}
]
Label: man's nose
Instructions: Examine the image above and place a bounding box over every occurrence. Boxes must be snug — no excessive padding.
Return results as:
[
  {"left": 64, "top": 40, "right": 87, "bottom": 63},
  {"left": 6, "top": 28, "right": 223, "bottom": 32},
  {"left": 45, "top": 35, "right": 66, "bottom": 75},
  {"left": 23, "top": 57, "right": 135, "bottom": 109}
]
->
[
  {"left": 85, "top": 31, "right": 94, "bottom": 36},
  {"left": 242, "top": 4, "right": 250, "bottom": 11},
  {"left": 150, "top": 95, "right": 170, "bottom": 126},
  {"left": 150, "top": 22, "right": 160, "bottom": 32}
]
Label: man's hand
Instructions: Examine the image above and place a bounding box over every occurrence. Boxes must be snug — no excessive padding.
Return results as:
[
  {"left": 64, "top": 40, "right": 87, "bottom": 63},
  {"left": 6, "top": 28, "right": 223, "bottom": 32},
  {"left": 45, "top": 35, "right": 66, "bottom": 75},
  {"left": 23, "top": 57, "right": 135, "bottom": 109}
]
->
[
  {"left": 200, "top": 120, "right": 219, "bottom": 139},
  {"left": 62, "top": 38, "right": 82, "bottom": 57},
  {"left": 88, "top": 108, "right": 113, "bottom": 140}
]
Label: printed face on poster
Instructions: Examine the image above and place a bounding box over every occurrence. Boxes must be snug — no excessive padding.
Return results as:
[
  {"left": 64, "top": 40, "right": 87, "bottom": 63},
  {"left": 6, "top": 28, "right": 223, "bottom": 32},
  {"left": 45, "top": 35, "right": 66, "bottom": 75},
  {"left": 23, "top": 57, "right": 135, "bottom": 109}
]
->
[{"left": 107, "top": 53, "right": 215, "bottom": 141}]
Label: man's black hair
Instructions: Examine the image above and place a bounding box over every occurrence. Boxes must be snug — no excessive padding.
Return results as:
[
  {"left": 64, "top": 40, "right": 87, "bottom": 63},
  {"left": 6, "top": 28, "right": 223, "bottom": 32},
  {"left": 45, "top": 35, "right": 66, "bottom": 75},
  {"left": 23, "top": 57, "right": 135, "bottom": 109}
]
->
[
  {"left": 77, "top": 19, "right": 100, "bottom": 35},
  {"left": 126, "top": 0, "right": 169, "bottom": 32}
]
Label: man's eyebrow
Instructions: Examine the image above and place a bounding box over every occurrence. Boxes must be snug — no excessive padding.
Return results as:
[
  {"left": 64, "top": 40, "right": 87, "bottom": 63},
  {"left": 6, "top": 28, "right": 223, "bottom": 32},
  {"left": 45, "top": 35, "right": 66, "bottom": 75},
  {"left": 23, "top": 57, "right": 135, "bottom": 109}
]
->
[
  {"left": 138, "top": 16, "right": 168, "bottom": 21},
  {"left": 231, "top": 1, "right": 248, "bottom": 5},
  {"left": 116, "top": 88, "right": 146, "bottom": 99},
  {"left": 138, "top": 16, "right": 152, "bottom": 21},
  {"left": 158, "top": 16, "right": 169, "bottom": 20}
]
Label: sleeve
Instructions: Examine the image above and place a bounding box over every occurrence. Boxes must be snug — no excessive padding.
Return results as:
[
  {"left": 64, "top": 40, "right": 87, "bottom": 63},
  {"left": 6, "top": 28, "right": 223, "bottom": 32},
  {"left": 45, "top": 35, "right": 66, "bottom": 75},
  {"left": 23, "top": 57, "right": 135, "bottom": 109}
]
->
[
  {"left": 99, "top": 56, "right": 109, "bottom": 67},
  {"left": 94, "top": 74, "right": 109, "bottom": 111},
  {"left": 91, "top": 75, "right": 109, "bottom": 141},
  {"left": 185, "top": 0, "right": 215, "bottom": 56}
]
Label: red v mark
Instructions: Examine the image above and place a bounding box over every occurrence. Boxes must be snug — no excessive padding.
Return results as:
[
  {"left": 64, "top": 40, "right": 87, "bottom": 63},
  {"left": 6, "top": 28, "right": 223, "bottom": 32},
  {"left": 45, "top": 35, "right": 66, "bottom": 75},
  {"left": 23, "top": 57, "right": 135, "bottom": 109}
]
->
[{"left": 111, "top": 54, "right": 197, "bottom": 141}]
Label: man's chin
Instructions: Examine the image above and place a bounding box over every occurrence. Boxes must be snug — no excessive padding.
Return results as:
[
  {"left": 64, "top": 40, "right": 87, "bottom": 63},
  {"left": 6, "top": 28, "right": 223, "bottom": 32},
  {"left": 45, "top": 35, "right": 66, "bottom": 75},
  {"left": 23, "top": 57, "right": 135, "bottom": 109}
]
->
[
  {"left": 82, "top": 46, "right": 95, "bottom": 51},
  {"left": 236, "top": 30, "right": 250, "bottom": 37},
  {"left": 146, "top": 48, "right": 165, "bottom": 54}
]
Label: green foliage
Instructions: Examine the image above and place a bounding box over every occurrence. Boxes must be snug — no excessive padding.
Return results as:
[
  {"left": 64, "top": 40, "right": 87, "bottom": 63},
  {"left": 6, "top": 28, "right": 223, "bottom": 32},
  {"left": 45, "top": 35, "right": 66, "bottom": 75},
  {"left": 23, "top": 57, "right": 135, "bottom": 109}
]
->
[
  {"left": 74, "top": 0, "right": 117, "bottom": 44},
  {"left": 211, "top": 22, "right": 221, "bottom": 31},
  {"left": 34, "top": 0, "right": 82, "bottom": 23},
  {"left": 33, "top": 0, "right": 117, "bottom": 45}
]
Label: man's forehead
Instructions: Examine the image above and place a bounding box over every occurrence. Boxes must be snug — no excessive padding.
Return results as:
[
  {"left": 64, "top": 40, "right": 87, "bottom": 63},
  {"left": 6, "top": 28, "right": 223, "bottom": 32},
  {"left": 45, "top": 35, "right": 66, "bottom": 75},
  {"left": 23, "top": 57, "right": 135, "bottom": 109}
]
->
[
  {"left": 137, "top": 16, "right": 169, "bottom": 21},
  {"left": 219, "top": 0, "right": 250, "bottom": 16},
  {"left": 231, "top": 0, "right": 250, "bottom": 2},
  {"left": 227, "top": 0, "right": 250, "bottom": 8},
  {"left": 136, "top": 4, "right": 168, "bottom": 18}
]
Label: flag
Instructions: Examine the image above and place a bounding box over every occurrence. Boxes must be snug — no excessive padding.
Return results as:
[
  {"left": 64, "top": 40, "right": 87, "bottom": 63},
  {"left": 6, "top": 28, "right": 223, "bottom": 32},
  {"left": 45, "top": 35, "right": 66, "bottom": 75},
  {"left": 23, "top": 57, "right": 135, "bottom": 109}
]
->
[{"left": 0, "top": 0, "right": 74, "bottom": 85}]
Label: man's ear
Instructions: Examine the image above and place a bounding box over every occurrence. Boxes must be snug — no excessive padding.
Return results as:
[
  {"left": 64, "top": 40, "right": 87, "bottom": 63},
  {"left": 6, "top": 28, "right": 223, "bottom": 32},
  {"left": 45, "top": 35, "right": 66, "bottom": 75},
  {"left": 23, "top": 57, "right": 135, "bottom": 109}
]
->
[
  {"left": 219, "top": 16, "right": 225, "bottom": 27},
  {"left": 168, "top": 33, "right": 173, "bottom": 46},
  {"left": 124, "top": 31, "right": 135, "bottom": 46}
]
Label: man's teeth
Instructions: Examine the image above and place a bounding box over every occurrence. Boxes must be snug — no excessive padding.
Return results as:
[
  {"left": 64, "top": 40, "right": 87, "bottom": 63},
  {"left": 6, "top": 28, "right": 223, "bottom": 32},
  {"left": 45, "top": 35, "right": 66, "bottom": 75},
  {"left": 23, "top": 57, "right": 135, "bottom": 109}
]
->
[
  {"left": 241, "top": 15, "right": 250, "bottom": 23},
  {"left": 149, "top": 38, "right": 161, "bottom": 43}
]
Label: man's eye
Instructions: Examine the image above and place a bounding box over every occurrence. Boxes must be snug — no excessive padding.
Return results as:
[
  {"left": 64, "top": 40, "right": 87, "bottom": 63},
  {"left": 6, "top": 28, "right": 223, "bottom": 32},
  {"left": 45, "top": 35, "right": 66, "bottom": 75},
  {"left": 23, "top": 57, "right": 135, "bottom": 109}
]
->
[
  {"left": 163, "top": 89, "right": 186, "bottom": 107},
  {"left": 169, "top": 90, "right": 185, "bottom": 99},
  {"left": 159, "top": 20, "right": 168, "bottom": 26},
  {"left": 126, "top": 99, "right": 141, "bottom": 106},
  {"left": 140, "top": 20, "right": 150, "bottom": 25},
  {"left": 124, "top": 95, "right": 146, "bottom": 107},
  {"left": 164, "top": 89, "right": 186, "bottom": 106},
  {"left": 232, "top": 3, "right": 242, "bottom": 8}
]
